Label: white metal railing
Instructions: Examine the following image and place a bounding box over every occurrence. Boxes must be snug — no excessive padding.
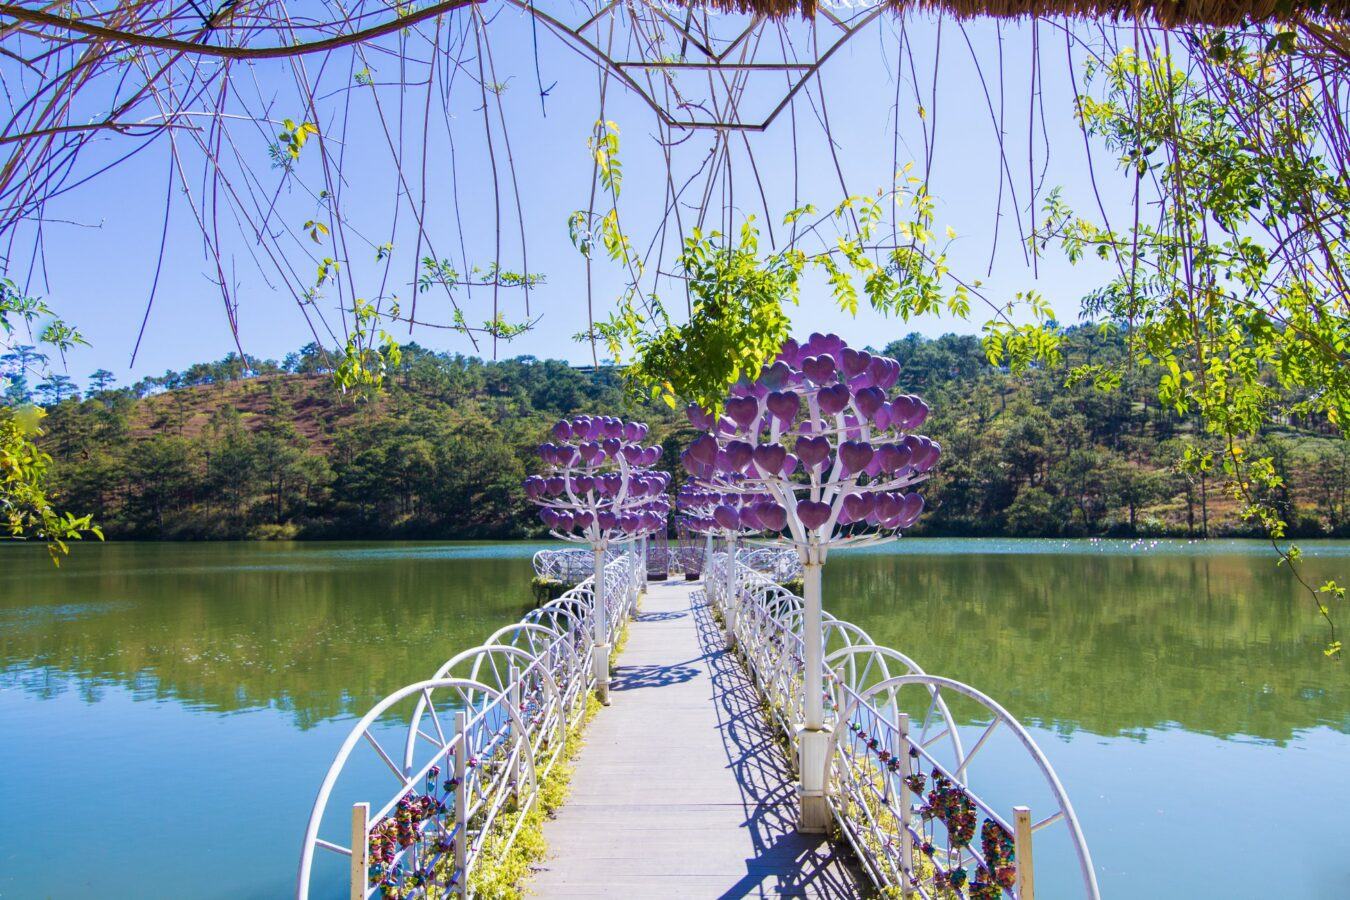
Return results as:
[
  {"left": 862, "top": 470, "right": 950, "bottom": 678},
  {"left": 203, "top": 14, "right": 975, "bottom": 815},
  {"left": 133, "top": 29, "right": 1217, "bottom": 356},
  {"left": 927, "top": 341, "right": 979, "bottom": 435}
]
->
[
  {"left": 737, "top": 546, "right": 803, "bottom": 584},
  {"left": 704, "top": 553, "right": 1100, "bottom": 900},
  {"left": 297, "top": 548, "right": 642, "bottom": 899},
  {"left": 530, "top": 547, "right": 595, "bottom": 584}
]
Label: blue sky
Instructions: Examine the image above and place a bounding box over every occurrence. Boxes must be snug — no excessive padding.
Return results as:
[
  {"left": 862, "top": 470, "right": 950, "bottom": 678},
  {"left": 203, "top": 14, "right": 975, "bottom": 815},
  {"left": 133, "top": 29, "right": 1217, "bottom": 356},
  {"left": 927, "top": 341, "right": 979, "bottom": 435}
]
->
[{"left": 10, "top": 10, "right": 1133, "bottom": 387}]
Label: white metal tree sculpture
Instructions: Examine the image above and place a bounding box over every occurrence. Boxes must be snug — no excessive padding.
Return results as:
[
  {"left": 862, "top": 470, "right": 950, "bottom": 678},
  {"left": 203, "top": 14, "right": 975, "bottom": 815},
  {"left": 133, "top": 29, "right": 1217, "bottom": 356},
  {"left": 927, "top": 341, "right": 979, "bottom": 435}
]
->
[
  {"left": 682, "top": 331, "right": 939, "bottom": 830},
  {"left": 524, "top": 414, "right": 670, "bottom": 703}
]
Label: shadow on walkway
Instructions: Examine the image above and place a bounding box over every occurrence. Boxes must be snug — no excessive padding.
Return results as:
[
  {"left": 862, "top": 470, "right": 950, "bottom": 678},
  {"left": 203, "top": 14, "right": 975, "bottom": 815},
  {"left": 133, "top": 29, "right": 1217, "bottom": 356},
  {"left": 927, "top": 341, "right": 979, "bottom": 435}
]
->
[
  {"left": 636, "top": 611, "right": 687, "bottom": 622},
  {"left": 610, "top": 660, "right": 702, "bottom": 691},
  {"left": 691, "top": 591, "right": 865, "bottom": 899}
]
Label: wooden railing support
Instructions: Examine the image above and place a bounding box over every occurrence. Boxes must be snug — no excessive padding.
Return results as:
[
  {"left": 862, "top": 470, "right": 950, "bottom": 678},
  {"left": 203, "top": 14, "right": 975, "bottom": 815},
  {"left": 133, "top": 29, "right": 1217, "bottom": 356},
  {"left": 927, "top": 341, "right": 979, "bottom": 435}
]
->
[
  {"left": 350, "top": 802, "right": 369, "bottom": 900},
  {"left": 1014, "top": 805, "right": 1035, "bottom": 900}
]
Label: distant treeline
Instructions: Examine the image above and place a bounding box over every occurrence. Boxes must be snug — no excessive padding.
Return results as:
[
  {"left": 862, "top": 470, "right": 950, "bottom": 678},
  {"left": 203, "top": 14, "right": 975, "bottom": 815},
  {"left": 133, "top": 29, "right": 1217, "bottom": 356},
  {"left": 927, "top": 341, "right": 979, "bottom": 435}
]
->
[{"left": 11, "top": 329, "right": 1349, "bottom": 540}]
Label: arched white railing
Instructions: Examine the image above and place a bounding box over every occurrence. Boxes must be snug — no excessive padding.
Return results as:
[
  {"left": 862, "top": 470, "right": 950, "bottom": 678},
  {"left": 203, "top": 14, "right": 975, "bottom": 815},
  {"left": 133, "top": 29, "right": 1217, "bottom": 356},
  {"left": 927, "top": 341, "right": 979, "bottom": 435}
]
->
[
  {"left": 530, "top": 548, "right": 594, "bottom": 584},
  {"left": 737, "top": 546, "right": 803, "bottom": 584},
  {"left": 298, "top": 550, "right": 641, "bottom": 899},
  {"left": 703, "top": 552, "right": 1099, "bottom": 899}
]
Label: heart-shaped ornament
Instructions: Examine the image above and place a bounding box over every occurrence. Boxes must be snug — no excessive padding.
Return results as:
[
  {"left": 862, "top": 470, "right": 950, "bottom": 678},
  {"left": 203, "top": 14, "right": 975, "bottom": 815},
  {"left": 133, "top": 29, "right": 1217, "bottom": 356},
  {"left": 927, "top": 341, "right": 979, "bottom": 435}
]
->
[
  {"left": 795, "top": 436, "right": 831, "bottom": 469},
  {"left": 839, "top": 440, "right": 875, "bottom": 474},
  {"left": 818, "top": 383, "right": 851, "bottom": 415},
  {"left": 753, "top": 443, "right": 787, "bottom": 477},
  {"left": 726, "top": 396, "right": 760, "bottom": 430},
  {"left": 766, "top": 390, "right": 801, "bottom": 424},
  {"left": 797, "top": 499, "right": 832, "bottom": 530}
]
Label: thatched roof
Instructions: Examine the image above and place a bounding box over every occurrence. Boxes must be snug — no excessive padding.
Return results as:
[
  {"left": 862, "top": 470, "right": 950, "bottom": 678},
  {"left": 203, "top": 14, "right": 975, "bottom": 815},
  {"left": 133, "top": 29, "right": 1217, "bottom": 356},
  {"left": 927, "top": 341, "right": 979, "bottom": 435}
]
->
[{"left": 686, "top": 0, "right": 1350, "bottom": 27}]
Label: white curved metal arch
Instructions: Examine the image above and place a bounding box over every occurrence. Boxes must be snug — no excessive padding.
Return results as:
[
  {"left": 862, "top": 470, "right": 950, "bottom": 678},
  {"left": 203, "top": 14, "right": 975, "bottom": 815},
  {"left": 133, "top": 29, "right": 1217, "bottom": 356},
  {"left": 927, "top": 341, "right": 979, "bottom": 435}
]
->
[
  {"left": 828, "top": 674, "right": 1100, "bottom": 899},
  {"left": 297, "top": 676, "right": 538, "bottom": 900},
  {"left": 403, "top": 643, "right": 563, "bottom": 766},
  {"left": 823, "top": 643, "right": 966, "bottom": 771}
]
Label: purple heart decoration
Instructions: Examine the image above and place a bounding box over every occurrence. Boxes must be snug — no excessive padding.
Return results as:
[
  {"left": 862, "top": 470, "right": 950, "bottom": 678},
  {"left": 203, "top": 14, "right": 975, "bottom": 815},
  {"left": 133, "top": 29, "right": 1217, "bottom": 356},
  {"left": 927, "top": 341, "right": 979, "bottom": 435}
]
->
[
  {"left": 855, "top": 387, "right": 885, "bottom": 421},
  {"left": 914, "top": 438, "right": 941, "bottom": 472},
  {"left": 843, "top": 492, "right": 875, "bottom": 522},
  {"left": 573, "top": 475, "right": 595, "bottom": 494},
  {"left": 726, "top": 396, "right": 760, "bottom": 430},
  {"left": 578, "top": 442, "right": 601, "bottom": 464},
  {"left": 551, "top": 421, "right": 572, "bottom": 442},
  {"left": 760, "top": 361, "right": 792, "bottom": 390},
  {"left": 842, "top": 347, "right": 871, "bottom": 378},
  {"left": 889, "top": 396, "right": 918, "bottom": 428},
  {"left": 797, "top": 500, "right": 832, "bottom": 531},
  {"left": 796, "top": 436, "right": 831, "bottom": 470},
  {"left": 864, "top": 454, "right": 885, "bottom": 478},
  {"left": 782, "top": 454, "right": 800, "bottom": 476},
  {"left": 839, "top": 440, "right": 874, "bottom": 474},
  {"left": 818, "top": 383, "right": 851, "bottom": 416},
  {"left": 875, "top": 493, "right": 902, "bottom": 523},
  {"left": 878, "top": 443, "right": 913, "bottom": 474},
  {"left": 687, "top": 404, "right": 714, "bottom": 430},
  {"left": 766, "top": 391, "right": 800, "bottom": 424},
  {"left": 874, "top": 403, "right": 893, "bottom": 430},
  {"left": 689, "top": 434, "right": 718, "bottom": 466},
  {"left": 752, "top": 443, "right": 787, "bottom": 477},
  {"left": 725, "top": 440, "right": 754, "bottom": 473},
  {"left": 869, "top": 357, "right": 900, "bottom": 390},
  {"left": 713, "top": 505, "right": 741, "bottom": 531},
  {"left": 904, "top": 397, "right": 930, "bottom": 430},
  {"left": 756, "top": 502, "right": 788, "bottom": 532},
  {"left": 801, "top": 355, "right": 836, "bottom": 385},
  {"left": 896, "top": 493, "right": 925, "bottom": 528}
]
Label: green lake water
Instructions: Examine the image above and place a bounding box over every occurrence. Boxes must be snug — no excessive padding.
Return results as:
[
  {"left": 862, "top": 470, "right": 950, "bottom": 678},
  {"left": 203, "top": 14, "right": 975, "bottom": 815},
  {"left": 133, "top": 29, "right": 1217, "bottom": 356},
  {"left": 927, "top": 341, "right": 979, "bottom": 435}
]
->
[{"left": 1, "top": 539, "right": 1347, "bottom": 897}]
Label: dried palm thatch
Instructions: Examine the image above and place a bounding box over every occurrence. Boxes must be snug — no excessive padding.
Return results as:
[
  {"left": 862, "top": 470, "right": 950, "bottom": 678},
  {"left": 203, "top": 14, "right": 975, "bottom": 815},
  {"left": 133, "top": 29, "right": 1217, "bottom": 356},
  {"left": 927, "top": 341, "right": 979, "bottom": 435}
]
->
[{"left": 680, "top": 0, "right": 1350, "bottom": 27}]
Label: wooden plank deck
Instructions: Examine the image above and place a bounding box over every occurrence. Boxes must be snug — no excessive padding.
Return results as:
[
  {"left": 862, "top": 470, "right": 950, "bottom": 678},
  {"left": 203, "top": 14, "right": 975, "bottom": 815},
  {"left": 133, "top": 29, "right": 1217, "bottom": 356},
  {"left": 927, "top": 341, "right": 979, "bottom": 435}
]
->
[{"left": 530, "top": 579, "right": 863, "bottom": 898}]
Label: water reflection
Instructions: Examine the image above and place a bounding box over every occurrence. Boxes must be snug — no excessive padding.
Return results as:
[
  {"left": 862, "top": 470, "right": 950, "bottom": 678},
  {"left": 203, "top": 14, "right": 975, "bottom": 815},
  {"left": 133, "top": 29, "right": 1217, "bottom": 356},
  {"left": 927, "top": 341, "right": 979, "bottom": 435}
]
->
[
  {"left": 0, "top": 542, "right": 549, "bottom": 726},
  {"left": 1, "top": 539, "right": 1348, "bottom": 898},
  {"left": 826, "top": 541, "right": 1350, "bottom": 743}
]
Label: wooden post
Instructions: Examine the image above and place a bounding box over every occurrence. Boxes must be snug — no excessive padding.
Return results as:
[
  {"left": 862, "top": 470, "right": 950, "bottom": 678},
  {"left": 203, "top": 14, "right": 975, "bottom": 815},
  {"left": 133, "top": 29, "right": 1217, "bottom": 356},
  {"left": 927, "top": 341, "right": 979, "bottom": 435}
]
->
[
  {"left": 897, "top": 713, "right": 913, "bottom": 893},
  {"left": 453, "top": 712, "right": 468, "bottom": 895},
  {"left": 1014, "top": 805, "right": 1035, "bottom": 900},
  {"left": 350, "top": 802, "right": 369, "bottom": 900}
]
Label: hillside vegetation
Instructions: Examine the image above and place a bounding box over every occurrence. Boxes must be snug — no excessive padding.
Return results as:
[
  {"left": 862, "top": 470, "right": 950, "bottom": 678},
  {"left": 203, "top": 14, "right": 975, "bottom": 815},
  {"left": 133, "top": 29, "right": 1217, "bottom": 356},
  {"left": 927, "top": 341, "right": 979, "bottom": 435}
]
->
[{"left": 23, "top": 331, "right": 1349, "bottom": 540}]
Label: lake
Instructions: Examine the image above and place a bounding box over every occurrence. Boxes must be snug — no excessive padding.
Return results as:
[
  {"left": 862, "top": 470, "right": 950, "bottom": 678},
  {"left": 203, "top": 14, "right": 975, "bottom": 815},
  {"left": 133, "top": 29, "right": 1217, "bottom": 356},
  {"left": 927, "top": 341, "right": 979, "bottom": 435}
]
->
[{"left": 1, "top": 539, "right": 1347, "bottom": 897}]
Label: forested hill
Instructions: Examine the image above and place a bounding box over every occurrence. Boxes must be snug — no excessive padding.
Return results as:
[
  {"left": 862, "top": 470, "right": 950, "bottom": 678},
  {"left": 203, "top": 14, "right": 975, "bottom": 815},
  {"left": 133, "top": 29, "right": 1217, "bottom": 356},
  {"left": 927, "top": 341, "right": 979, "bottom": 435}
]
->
[{"left": 20, "top": 331, "right": 1350, "bottom": 541}]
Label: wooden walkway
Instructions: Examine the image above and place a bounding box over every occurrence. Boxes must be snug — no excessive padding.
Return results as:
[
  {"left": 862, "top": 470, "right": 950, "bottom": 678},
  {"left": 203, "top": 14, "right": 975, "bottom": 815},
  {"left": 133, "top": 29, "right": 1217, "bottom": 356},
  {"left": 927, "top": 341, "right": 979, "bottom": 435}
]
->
[{"left": 531, "top": 579, "right": 862, "bottom": 898}]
